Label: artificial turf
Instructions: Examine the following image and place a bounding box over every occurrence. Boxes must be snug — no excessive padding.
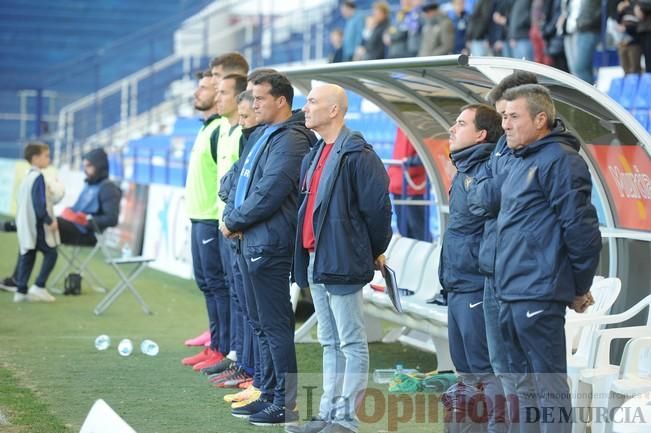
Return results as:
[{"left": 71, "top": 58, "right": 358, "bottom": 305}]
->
[{"left": 0, "top": 231, "right": 443, "bottom": 433}]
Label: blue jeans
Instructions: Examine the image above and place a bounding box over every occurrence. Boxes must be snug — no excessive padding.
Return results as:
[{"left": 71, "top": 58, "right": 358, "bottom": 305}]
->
[
  {"left": 16, "top": 224, "right": 57, "bottom": 293},
  {"left": 483, "top": 278, "right": 514, "bottom": 433},
  {"left": 510, "top": 39, "right": 534, "bottom": 61},
  {"left": 190, "top": 221, "right": 230, "bottom": 354},
  {"left": 308, "top": 253, "right": 368, "bottom": 432},
  {"left": 564, "top": 32, "right": 599, "bottom": 84}
]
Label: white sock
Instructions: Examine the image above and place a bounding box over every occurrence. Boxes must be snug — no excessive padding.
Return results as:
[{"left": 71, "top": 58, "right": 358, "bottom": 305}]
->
[{"left": 227, "top": 351, "right": 237, "bottom": 362}]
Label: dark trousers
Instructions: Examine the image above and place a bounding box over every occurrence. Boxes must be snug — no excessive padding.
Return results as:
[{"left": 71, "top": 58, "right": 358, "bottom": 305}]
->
[
  {"left": 57, "top": 217, "right": 96, "bottom": 246},
  {"left": 393, "top": 193, "right": 431, "bottom": 241},
  {"left": 16, "top": 225, "right": 58, "bottom": 294},
  {"left": 229, "top": 245, "right": 254, "bottom": 372},
  {"left": 499, "top": 300, "right": 570, "bottom": 433},
  {"left": 190, "top": 221, "right": 230, "bottom": 354},
  {"left": 238, "top": 253, "right": 297, "bottom": 408}
]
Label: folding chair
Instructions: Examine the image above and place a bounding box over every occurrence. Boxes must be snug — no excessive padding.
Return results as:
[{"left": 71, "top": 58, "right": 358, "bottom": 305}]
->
[
  {"left": 93, "top": 255, "right": 154, "bottom": 316},
  {"left": 50, "top": 229, "right": 110, "bottom": 293}
]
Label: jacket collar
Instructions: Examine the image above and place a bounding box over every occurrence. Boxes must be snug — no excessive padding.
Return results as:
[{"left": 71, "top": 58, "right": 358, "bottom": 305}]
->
[{"left": 450, "top": 141, "right": 495, "bottom": 172}]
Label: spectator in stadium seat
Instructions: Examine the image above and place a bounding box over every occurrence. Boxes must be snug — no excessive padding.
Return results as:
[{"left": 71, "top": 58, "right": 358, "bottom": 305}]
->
[
  {"left": 222, "top": 73, "right": 316, "bottom": 425},
  {"left": 562, "top": 0, "right": 601, "bottom": 83},
  {"left": 467, "top": 70, "right": 540, "bottom": 432},
  {"left": 614, "top": 0, "right": 642, "bottom": 74},
  {"left": 507, "top": 0, "right": 534, "bottom": 60},
  {"left": 418, "top": 1, "right": 455, "bottom": 56},
  {"left": 448, "top": 0, "right": 470, "bottom": 54},
  {"left": 466, "top": 0, "right": 495, "bottom": 56},
  {"left": 356, "top": 1, "right": 391, "bottom": 60},
  {"left": 387, "top": 129, "right": 432, "bottom": 241},
  {"left": 288, "top": 83, "right": 392, "bottom": 433},
  {"left": 340, "top": 0, "right": 365, "bottom": 61},
  {"left": 542, "top": 0, "right": 569, "bottom": 72},
  {"left": 329, "top": 28, "right": 345, "bottom": 63},
  {"left": 635, "top": 0, "right": 651, "bottom": 72},
  {"left": 439, "top": 104, "right": 505, "bottom": 433},
  {"left": 496, "top": 84, "right": 600, "bottom": 433},
  {"left": 181, "top": 51, "right": 250, "bottom": 375}
]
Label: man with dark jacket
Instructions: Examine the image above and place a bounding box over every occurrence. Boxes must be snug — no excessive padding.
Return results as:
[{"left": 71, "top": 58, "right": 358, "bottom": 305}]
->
[
  {"left": 221, "top": 73, "right": 316, "bottom": 426},
  {"left": 439, "top": 104, "right": 506, "bottom": 433},
  {"left": 497, "top": 84, "right": 601, "bottom": 433},
  {"left": 57, "top": 148, "right": 121, "bottom": 246},
  {"left": 287, "top": 84, "right": 391, "bottom": 433}
]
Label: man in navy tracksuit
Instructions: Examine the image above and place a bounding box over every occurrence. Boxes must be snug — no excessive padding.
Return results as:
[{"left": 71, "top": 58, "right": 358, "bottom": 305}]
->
[
  {"left": 438, "top": 104, "right": 505, "bottom": 433},
  {"left": 496, "top": 84, "right": 601, "bottom": 433},
  {"left": 221, "top": 73, "right": 316, "bottom": 426}
]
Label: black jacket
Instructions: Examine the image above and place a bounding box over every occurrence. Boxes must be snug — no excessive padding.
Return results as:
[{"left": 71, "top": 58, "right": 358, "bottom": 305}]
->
[
  {"left": 82, "top": 148, "right": 121, "bottom": 231},
  {"left": 223, "top": 111, "right": 316, "bottom": 257},
  {"left": 293, "top": 127, "right": 392, "bottom": 292}
]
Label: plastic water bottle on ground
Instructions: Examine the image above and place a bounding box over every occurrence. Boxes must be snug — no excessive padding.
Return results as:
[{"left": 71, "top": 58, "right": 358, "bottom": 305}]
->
[
  {"left": 117, "top": 338, "right": 133, "bottom": 356},
  {"left": 94, "top": 335, "right": 111, "bottom": 351},
  {"left": 372, "top": 363, "right": 419, "bottom": 384},
  {"left": 140, "top": 339, "right": 159, "bottom": 356}
]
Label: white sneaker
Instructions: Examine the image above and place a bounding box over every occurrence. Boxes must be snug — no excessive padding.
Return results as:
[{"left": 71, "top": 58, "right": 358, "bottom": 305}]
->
[
  {"left": 13, "top": 292, "right": 28, "bottom": 303},
  {"left": 27, "top": 285, "right": 56, "bottom": 302}
]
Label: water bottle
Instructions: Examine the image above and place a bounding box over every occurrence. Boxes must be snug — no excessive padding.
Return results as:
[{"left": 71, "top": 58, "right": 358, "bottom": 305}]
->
[
  {"left": 117, "top": 338, "right": 133, "bottom": 356},
  {"left": 372, "top": 364, "right": 419, "bottom": 384},
  {"left": 94, "top": 334, "right": 111, "bottom": 351},
  {"left": 140, "top": 339, "right": 159, "bottom": 356},
  {"left": 121, "top": 243, "right": 132, "bottom": 258}
]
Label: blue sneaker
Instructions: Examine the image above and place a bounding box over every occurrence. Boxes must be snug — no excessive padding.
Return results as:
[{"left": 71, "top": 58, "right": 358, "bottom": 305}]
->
[
  {"left": 231, "top": 397, "right": 272, "bottom": 419},
  {"left": 249, "top": 403, "right": 299, "bottom": 426}
]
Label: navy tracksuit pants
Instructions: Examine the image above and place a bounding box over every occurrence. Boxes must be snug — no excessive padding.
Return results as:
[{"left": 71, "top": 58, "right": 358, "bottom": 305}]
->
[
  {"left": 499, "top": 300, "right": 570, "bottom": 433},
  {"left": 190, "top": 221, "right": 230, "bottom": 355},
  {"left": 238, "top": 252, "right": 297, "bottom": 408}
]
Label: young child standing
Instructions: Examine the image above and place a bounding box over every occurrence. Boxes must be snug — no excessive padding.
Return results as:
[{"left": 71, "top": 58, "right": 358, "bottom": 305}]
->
[{"left": 14, "top": 142, "right": 58, "bottom": 302}]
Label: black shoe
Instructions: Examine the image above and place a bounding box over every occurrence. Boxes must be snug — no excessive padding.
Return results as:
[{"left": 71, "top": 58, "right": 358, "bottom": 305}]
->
[
  {"left": 201, "top": 358, "right": 235, "bottom": 375},
  {"left": 426, "top": 292, "right": 448, "bottom": 306},
  {"left": 285, "top": 417, "right": 329, "bottom": 433},
  {"left": 231, "top": 397, "right": 272, "bottom": 419},
  {"left": 0, "top": 276, "right": 17, "bottom": 293},
  {"left": 2, "top": 221, "right": 16, "bottom": 232},
  {"left": 249, "top": 403, "right": 299, "bottom": 426}
]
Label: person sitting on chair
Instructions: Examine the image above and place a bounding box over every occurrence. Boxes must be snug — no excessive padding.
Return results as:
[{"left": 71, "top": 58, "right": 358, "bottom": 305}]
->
[
  {"left": 57, "top": 148, "right": 121, "bottom": 245},
  {"left": 0, "top": 148, "right": 120, "bottom": 292}
]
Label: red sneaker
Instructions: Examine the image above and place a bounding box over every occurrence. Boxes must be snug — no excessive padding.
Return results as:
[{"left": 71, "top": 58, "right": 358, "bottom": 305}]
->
[
  {"left": 181, "top": 348, "right": 216, "bottom": 366},
  {"left": 192, "top": 350, "right": 225, "bottom": 371},
  {"left": 184, "top": 330, "right": 211, "bottom": 347},
  {"left": 238, "top": 378, "right": 254, "bottom": 389}
]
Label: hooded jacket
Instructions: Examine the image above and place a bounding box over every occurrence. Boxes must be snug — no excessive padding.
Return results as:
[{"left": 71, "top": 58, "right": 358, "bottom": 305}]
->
[
  {"left": 439, "top": 141, "right": 495, "bottom": 293},
  {"left": 72, "top": 148, "right": 121, "bottom": 232},
  {"left": 223, "top": 110, "right": 316, "bottom": 257},
  {"left": 293, "top": 127, "right": 392, "bottom": 292},
  {"left": 494, "top": 126, "right": 601, "bottom": 303}
]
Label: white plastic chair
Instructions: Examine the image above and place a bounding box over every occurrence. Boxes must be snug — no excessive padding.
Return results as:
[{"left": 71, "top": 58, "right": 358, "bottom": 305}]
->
[
  {"left": 566, "top": 277, "right": 622, "bottom": 397},
  {"left": 571, "top": 294, "right": 651, "bottom": 433}
]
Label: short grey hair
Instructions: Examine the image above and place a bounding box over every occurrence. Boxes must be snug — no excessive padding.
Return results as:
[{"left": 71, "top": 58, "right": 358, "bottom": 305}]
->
[{"left": 502, "top": 84, "right": 556, "bottom": 129}]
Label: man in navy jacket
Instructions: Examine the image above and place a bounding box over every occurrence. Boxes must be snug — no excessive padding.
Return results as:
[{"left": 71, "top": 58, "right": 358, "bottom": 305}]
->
[
  {"left": 221, "top": 73, "right": 316, "bottom": 426},
  {"left": 438, "top": 103, "right": 505, "bottom": 433},
  {"left": 288, "top": 84, "right": 391, "bottom": 433},
  {"left": 496, "top": 84, "right": 601, "bottom": 433}
]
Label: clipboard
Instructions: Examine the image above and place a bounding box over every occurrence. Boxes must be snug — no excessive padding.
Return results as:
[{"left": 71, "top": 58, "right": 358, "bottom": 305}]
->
[{"left": 382, "top": 264, "right": 402, "bottom": 313}]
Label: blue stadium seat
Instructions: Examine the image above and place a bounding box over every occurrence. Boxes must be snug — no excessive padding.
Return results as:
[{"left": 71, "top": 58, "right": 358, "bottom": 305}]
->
[
  {"left": 633, "top": 109, "right": 649, "bottom": 130},
  {"left": 608, "top": 77, "right": 624, "bottom": 102},
  {"left": 619, "top": 74, "right": 640, "bottom": 109},
  {"left": 634, "top": 73, "right": 651, "bottom": 109}
]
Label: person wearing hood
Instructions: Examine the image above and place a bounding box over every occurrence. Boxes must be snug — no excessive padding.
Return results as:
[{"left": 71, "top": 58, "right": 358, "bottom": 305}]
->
[
  {"left": 438, "top": 104, "right": 506, "bottom": 433},
  {"left": 496, "top": 84, "right": 601, "bottom": 433},
  {"left": 221, "top": 73, "right": 316, "bottom": 426},
  {"left": 57, "top": 147, "right": 121, "bottom": 246},
  {"left": 288, "top": 84, "right": 392, "bottom": 433}
]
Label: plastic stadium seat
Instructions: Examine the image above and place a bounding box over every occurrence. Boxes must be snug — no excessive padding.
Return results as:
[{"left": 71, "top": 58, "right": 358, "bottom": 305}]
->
[
  {"left": 633, "top": 73, "right": 651, "bottom": 109},
  {"left": 619, "top": 74, "right": 640, "bottom": 110},
  {"left": 608, "top": 77, "right": 624, "bottom": 102},
  {"left": 633, "top": 109, "right": 649, "bottom": 129}
]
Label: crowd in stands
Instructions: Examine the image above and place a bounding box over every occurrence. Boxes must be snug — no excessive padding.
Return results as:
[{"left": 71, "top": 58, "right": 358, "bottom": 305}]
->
[{"left": 329, "top": 0, "right": 651, "bottom": 83}]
